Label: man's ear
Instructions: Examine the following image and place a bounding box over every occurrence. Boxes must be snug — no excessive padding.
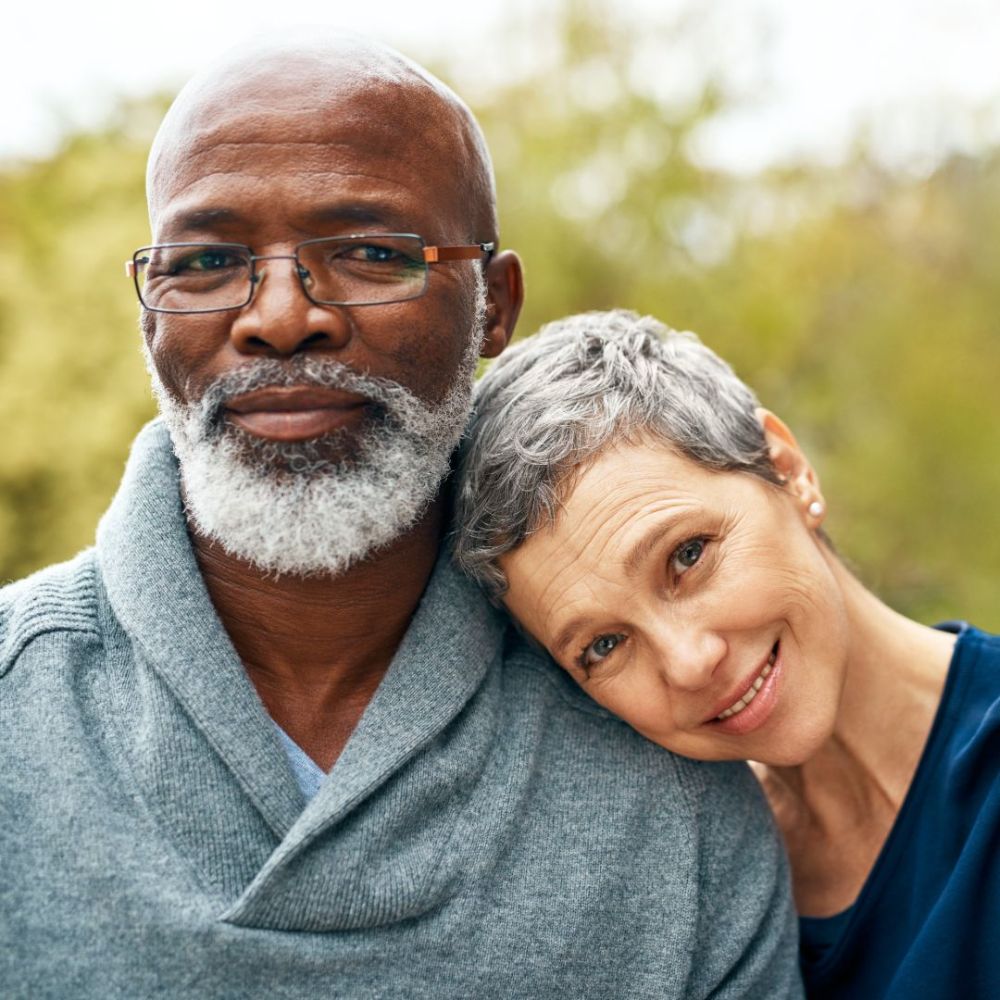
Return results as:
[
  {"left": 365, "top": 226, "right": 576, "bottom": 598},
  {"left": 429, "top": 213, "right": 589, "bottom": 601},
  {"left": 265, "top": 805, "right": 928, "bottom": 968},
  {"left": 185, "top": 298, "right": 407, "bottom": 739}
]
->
[
  {"left": 480, "top": 250, "right": 524, "bottom": 358},
  {"left": 756, "top": 408, "right": 824, "bottom": 509}
]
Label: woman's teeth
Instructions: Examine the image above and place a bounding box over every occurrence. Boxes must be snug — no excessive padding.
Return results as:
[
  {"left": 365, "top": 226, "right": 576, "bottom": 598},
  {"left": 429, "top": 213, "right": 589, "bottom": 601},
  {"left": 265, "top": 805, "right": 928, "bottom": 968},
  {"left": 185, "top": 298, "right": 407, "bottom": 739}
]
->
[{"left": 716, "top": 645, "right": 777, "bottom": 720}]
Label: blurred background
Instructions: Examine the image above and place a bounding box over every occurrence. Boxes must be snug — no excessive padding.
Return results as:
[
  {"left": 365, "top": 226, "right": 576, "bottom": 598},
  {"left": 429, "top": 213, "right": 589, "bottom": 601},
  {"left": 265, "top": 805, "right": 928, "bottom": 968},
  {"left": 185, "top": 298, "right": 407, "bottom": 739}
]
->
[{"left": 4, "top": 0, "right": 1000, "bottom": 628}]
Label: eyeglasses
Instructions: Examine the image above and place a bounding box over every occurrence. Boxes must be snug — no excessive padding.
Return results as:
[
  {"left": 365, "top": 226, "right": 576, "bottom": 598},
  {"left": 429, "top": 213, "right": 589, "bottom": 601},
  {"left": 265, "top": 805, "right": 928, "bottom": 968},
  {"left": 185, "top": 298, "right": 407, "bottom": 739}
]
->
[{"left": 124, "top": 233, "right": 495, "bottom": 314}]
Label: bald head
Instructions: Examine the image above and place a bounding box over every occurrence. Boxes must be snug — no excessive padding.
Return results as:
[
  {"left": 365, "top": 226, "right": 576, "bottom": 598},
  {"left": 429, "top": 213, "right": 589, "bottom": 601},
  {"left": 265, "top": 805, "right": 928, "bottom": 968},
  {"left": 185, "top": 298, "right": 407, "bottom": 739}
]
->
[{"left": 146, "top": 33, "right": 498, "bottom": 242}]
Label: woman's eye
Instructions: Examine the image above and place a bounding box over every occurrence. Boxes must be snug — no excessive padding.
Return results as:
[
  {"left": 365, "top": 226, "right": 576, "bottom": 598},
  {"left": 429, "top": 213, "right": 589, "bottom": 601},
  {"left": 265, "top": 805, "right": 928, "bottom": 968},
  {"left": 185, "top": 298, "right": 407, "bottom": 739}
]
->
[
  {"left": 670, "top": 537, "right": 706, "bottom": 576},
  {"left": 579, "top": 632, "right": 626, "bottom": 670}
]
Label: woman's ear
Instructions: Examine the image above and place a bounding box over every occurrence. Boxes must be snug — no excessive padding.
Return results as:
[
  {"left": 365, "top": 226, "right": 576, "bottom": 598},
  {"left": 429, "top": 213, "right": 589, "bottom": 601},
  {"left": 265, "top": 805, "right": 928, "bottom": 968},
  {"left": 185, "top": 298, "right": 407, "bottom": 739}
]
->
[{"left": 756, "top": 408, "right": 826, "bottom": 523}]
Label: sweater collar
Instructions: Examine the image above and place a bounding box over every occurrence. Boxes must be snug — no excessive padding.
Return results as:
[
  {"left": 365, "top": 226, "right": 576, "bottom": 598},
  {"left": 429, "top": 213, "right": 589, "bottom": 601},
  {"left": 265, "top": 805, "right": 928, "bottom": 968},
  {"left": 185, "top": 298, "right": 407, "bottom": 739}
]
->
[{"left": 96, "top": 420, "right": 504, "bottom": 844}]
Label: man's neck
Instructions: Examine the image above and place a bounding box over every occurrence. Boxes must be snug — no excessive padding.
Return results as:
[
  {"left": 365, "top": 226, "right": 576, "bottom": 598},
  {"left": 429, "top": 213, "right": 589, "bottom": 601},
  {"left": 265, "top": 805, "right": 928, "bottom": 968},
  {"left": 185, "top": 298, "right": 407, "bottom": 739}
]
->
[{"left": 191, "top": 500, "right": 445, "bottom": 771}]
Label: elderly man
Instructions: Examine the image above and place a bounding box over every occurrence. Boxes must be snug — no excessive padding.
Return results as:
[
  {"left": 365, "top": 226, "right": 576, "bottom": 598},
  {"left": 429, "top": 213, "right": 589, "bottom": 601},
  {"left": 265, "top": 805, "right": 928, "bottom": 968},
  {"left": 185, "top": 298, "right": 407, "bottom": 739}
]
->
[{"left": 0, "top": 35, "right": 801, "bottom": 999}]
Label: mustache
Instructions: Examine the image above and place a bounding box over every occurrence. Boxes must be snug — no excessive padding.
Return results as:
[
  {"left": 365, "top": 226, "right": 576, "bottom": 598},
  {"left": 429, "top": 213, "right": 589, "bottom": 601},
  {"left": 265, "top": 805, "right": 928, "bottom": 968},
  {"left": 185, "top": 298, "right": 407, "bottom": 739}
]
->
[{"left": 189, "top": 357, "right": 412, "bottom": 435}]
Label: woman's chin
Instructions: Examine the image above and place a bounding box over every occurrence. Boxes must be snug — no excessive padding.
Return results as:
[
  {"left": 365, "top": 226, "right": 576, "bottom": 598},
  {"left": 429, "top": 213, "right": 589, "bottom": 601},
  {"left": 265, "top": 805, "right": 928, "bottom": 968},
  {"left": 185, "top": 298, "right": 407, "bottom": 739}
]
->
[
  {"left": 663, "top": 723, "right": 830, "bottom": 768},
  {"left": 750, "top": 747, "right": 815, "bottom": 768},
  {"left": 747, "top": 724, "right": 831, "bottom": 768}
]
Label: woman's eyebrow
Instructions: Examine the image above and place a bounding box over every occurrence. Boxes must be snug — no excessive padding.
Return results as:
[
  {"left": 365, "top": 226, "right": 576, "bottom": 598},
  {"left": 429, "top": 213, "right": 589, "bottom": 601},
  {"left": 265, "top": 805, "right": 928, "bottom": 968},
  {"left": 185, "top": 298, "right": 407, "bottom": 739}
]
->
[
  {"left": 551, "top": 617, "right": 593, "bottom": 662},
  {"left": 622, "top": 517, "right": 680, "bottom": 576}
]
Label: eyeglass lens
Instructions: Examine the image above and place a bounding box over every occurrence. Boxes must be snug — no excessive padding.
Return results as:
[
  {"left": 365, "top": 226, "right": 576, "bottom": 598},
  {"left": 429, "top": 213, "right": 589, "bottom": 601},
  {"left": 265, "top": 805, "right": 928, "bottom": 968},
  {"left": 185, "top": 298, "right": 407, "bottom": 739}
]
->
[{"left": 134, "top": 235, "right": 429, "bottom": 312}]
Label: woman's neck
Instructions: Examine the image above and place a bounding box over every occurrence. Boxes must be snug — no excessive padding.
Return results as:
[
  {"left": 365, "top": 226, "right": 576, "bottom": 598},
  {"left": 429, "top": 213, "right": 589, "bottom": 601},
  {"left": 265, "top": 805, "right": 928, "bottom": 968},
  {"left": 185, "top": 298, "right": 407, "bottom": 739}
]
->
[{"left": 759, "top": 562, "right": 956, "bottom": 915}]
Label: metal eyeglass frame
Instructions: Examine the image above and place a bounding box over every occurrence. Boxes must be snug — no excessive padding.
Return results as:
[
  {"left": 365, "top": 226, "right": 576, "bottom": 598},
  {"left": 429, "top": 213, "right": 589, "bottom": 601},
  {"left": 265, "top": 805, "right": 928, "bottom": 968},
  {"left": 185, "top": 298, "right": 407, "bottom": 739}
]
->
[{"left": 124, "top": 233, "right": 496, "bottom": 314}]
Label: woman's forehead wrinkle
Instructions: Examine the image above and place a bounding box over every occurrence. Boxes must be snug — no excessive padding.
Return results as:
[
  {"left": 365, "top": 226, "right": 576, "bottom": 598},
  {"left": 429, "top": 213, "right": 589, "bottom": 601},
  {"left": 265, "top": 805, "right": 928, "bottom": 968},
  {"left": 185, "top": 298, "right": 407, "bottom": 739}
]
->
[
  {"left": 561, "top": 469, "right": 692, "bottom": 557},
  {"left": 533, "top": 499, "right": 640, "bottom": 605},
  {"left": 530, "top": 548, "right": 606, "bottom": 643}
]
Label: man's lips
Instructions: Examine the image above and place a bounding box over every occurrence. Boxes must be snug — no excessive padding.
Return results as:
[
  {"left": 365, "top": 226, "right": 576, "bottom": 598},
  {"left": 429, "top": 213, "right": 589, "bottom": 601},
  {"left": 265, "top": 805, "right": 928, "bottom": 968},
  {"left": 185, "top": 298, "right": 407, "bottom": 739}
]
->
[{"left": 224, "top": 386, "right": 369, "bottom": 441}]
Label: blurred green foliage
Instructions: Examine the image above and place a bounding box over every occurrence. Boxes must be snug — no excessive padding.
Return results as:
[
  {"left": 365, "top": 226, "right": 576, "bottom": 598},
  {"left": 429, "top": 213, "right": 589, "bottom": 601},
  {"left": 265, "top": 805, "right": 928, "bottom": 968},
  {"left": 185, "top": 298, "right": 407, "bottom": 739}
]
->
[
  {"left": 2, "top": 3, "right": 1000, "bottom": 629},
  {"left": 0, "top": 97, "right": 164, "bottom": 580}
]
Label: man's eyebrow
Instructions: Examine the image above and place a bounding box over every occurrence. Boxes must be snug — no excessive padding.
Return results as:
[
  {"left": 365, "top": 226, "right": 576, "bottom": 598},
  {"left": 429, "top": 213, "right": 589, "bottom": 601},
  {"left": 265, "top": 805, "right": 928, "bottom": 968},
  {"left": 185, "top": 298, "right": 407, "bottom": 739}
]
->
[
  {"left": 307, "top": 204, "right": 404, "bottom": 228},
  {"left": 165, "top": 207, "right": 244, "bottom": 233},
  {"left": 163, "top": 203, "right": 408, "bottom": 237}
]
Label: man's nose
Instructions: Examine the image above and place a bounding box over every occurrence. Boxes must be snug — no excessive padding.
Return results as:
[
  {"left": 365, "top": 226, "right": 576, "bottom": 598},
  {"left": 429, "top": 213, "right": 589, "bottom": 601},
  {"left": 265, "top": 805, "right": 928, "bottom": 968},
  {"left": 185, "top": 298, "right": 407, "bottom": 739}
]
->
[
  {"left": 228, "top": 261, "right": 351, "bottom": 356},
  {"left": 652, "top": 624, "right": 727, "bottom": 692}
]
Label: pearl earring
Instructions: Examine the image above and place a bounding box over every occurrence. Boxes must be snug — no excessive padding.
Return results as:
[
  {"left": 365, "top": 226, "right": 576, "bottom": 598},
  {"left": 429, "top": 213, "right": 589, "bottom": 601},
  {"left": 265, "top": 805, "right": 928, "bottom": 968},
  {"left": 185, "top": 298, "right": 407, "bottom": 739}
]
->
[{"left": 808, "top": 501, "right": 824, "bottom": 518}]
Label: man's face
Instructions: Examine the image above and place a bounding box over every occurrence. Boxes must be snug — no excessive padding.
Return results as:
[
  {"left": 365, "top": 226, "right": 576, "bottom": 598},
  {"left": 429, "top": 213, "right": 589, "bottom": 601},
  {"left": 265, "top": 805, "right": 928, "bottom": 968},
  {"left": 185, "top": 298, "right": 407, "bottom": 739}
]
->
[
  {"left": 143, "top": 81, "right": 498, "bottom": 576},
  {"left": 146, "top": 83, "right": 490, "bottom": 428}
]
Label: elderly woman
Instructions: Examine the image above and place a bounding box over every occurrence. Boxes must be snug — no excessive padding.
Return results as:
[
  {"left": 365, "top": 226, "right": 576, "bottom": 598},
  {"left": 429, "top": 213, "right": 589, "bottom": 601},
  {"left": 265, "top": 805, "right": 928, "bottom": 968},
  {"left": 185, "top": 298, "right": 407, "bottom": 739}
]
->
[{"left": 452, "top": 309, "right": 1000, "bottom": 999}]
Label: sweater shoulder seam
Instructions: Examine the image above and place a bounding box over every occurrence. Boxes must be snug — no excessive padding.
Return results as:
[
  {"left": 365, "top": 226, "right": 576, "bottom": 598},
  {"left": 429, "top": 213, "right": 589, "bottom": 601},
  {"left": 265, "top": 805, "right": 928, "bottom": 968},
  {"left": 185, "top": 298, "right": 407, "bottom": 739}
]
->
[{"left": 0, "top": 550, "right": 102, "bottom": 678}]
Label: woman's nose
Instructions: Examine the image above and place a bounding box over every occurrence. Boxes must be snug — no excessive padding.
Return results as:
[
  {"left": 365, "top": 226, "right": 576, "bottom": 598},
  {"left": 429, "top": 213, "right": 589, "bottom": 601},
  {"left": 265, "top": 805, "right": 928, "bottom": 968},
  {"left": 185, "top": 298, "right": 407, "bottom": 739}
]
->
[{"left": 654, "top": 627, "right": 727, "bottom": 692}]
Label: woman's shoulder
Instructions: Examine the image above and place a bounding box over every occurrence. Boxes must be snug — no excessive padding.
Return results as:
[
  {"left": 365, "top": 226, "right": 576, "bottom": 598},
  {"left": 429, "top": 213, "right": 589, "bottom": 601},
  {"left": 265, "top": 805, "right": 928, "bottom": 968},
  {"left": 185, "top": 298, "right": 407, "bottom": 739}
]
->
[
  {"left": 936, "top": 622, "right": 1000, "bottom": 719},
  {"left": 954, "top": 621, "right": 1000, "bottom": 661},
  {"left": 800, "top": 623, "right": 1000, "bottom": 996}
]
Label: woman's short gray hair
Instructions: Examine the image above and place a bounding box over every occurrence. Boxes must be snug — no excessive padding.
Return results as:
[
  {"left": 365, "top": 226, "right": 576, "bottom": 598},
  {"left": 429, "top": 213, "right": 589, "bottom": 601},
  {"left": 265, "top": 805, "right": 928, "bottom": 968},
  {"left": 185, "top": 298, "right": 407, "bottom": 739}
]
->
[{"left": 452, "top": 309, "right": 780, "bottom": 601}]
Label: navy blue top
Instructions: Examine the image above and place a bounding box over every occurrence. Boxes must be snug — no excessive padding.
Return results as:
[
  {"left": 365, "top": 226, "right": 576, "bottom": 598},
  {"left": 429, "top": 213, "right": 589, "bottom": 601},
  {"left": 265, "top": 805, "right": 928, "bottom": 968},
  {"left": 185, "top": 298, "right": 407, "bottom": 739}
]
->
[{"left": 799, "top": 624, "right": 1000, "bottom": 998}]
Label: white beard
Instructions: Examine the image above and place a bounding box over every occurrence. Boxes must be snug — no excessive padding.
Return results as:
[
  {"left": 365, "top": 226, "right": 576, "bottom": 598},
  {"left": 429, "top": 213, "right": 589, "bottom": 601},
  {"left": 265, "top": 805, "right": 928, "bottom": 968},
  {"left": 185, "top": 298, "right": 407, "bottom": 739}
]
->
[{"left": 146, "top": 279, "right": 486, "bottom": 578}]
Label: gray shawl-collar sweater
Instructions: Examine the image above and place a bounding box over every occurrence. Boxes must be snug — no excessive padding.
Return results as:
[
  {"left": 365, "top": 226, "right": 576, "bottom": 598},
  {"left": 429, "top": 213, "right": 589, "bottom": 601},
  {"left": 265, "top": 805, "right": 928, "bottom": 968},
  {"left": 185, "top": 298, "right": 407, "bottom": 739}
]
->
[{"left": 0, "top": 421, "right": 801, "bottom": 999}]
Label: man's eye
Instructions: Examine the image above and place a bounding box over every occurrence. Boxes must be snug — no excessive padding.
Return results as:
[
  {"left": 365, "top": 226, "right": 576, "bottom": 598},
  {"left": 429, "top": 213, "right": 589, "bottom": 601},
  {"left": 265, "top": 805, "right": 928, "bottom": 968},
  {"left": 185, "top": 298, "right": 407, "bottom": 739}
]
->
[
  {"left": 174, "top": 251, "right": 243, "bottom": 273},
  {"left": 579, "top": 633, "right": 626, "bottom": 670},
  {"left": 670, "top": 537, "right": 706, "bottom": 576},
  {"left": 345, "top": 244, "right": 403, "bottom": 263}
]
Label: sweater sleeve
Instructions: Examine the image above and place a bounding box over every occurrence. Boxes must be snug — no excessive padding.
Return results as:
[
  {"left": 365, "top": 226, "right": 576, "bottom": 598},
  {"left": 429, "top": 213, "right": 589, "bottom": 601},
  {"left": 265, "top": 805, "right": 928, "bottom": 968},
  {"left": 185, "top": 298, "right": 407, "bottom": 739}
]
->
[{"left": 681, "top": 759, "right": 804, "bottom": 999}]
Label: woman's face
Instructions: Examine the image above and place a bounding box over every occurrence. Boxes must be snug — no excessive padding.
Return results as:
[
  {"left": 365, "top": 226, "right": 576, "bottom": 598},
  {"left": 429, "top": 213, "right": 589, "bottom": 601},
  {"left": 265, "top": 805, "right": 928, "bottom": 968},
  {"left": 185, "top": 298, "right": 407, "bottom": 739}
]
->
[{"left": 498, "top": 434, "right": 850, "bottom": 766}]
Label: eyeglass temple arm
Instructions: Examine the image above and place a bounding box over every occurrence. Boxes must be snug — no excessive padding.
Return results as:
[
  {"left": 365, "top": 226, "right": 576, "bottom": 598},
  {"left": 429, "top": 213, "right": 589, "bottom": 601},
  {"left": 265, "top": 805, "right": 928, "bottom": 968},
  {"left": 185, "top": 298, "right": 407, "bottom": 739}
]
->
[{"left": 423, "top": 242, "right": 495, "bottom": 263}]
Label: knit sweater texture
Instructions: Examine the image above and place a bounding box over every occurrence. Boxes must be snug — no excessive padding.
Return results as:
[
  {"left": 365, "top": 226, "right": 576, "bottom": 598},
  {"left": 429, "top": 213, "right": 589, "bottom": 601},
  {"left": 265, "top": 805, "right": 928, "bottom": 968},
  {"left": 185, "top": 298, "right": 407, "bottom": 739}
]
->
[{"left": 0, "top": 421, "right": 802, "bottom": 999}]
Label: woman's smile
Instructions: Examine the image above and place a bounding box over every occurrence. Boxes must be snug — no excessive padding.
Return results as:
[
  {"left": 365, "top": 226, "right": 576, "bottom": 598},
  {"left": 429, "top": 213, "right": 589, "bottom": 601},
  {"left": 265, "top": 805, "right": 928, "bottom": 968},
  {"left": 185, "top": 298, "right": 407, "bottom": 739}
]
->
[{"left": 707, "top": 641, "right": 782, "bottom": 734}]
